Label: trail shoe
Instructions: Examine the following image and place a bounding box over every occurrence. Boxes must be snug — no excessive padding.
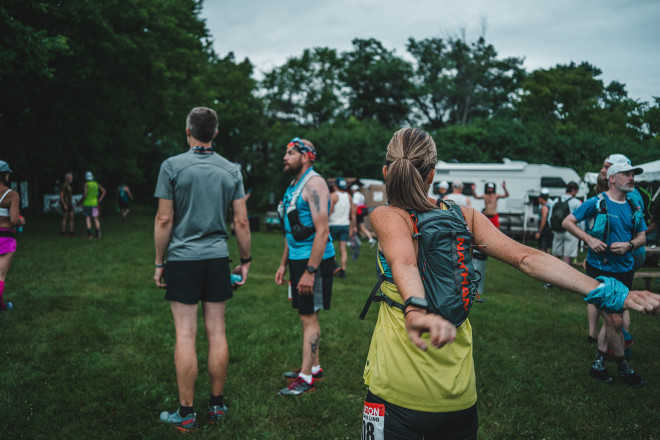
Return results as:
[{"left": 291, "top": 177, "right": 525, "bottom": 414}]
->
[
  {"left": 283, "top": 368, "right": 324, "bottom": 381},
  {"left": 278, "top": 377, "right": 315, "bottom": 395},
  {"left": 618, "top": 360, "right": 646, "bottom": 387},
  {"left": 589, "top": 359, "right": 614, "bottom": 384},
  {"left": 1, "top": 302, "right": 13, "bottom": 312},
  {"left": 159, "top": 409, "right": 198, "bottom": 431},
  {"left": 208, "top": 404, "right": 227, "bottom": 424}
]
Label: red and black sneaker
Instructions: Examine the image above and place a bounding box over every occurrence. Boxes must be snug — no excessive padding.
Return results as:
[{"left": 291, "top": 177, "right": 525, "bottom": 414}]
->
[{"left": 278, "top": 376, "right": 315, "bottom": 396}]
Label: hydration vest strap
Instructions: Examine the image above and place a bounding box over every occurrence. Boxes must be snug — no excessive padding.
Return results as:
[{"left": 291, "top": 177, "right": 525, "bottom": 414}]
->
[{"left": 359, "top": 272, "right": 388, "bottom": 320}]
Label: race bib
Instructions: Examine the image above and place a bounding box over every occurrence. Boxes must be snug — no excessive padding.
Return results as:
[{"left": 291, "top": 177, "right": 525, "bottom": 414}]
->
[{"left": 362, "top": 401, "right": 385, "bottom": 440}]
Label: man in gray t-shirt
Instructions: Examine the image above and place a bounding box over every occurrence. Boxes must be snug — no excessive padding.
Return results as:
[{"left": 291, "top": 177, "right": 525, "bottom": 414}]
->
[{"left": 154, "top": 107, "right": 252, "bottom": 430}]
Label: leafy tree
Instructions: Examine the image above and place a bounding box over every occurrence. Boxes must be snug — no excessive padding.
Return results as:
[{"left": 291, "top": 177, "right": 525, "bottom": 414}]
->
[
  {"left": 407, "top": 35, "right": 524, "bottom": 129},
  {"left": 261, "top": 47, "right": 345, "bottom": 127},
  {"left": 342, "top": 38, "right": 413, "bottom": 127},
  {"left": 1, "top": 0, "right": 215, "bottom": 201}
]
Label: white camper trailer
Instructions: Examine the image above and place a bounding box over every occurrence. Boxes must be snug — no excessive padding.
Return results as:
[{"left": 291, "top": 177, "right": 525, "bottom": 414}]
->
[{"left": 430, "top": 159, "right": 588, "bottom": 237}]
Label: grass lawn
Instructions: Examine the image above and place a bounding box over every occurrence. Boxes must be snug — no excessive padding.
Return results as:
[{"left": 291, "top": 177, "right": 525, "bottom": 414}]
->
[{"left": 1, "top": 211, "right": 659, "bottom": 439}]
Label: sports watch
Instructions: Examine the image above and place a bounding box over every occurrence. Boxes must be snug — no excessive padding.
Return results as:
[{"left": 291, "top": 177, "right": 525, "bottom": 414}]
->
[
  {"left": 306, "top": 265, "right": 318, "bottom": 274},
  {"left": 404, "top": 296, "right": 429, "bottom": 310}
]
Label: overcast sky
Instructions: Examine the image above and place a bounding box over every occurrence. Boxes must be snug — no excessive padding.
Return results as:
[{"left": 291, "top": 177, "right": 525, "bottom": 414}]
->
[{"left": 201, "top": 0, "right": 659, "bottom": 104}]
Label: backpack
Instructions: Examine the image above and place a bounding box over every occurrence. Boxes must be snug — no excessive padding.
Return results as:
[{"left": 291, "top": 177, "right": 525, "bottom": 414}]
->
[
  {"left": 550, "top": 197, "right": 573, "bottom": 233},
  {"left": 359, "top": 200, "right": 480, "bottom": 327},
  {"left": 586, "top": 193, "right": 642, "bottom": 241}
]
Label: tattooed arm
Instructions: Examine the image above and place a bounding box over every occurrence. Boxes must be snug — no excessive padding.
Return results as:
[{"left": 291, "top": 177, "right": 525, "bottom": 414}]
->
[{"left": 303, "top": 176, "right": 331, "bottom": 269}]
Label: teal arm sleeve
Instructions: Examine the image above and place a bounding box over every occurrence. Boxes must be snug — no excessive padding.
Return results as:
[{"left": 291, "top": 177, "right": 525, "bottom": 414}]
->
[{"left": 584, "top": 276, "right": 629, "bottom": 313}]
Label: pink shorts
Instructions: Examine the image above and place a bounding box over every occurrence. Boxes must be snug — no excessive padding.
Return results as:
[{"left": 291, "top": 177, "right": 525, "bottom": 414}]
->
[{"left": 0, "top": 229, "right": 17, "bottom": 255}]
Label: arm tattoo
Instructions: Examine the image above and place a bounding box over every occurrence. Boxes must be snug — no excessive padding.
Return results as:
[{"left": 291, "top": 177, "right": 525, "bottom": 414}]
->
[
  {"left": 312, "top": 189, "right": 321, "bottom": 213},
  {"left": 310, "top": 333, "right": 320, "bottom": 359}
]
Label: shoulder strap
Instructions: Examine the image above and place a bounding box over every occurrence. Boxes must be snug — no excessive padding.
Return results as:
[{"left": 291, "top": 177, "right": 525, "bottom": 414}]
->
[
  {"left": 0, "top": 189, "right": 11, "bottom": 204},
  {"left": 288, "top": 170, "right": 320, "bottom": 209}
]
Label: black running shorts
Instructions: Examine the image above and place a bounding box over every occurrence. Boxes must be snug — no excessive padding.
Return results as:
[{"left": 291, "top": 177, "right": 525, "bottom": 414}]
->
[
  {"left": 585, "top": 262, "right": 633, "bottom": 315},
  {"left": 363, "top": 390, "right": 478, "bottom": 440},
  {"left": 164, "top": 257, "right": 233, "bottom": 304},
  {"left": 289, "top": 257, "right": 334, "bottom": 314}
]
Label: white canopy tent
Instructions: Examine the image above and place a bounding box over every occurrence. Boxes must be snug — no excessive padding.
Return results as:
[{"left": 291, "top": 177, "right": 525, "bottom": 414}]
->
[{"left": 637, "top": 159, "right": 660, "bottom": 182}]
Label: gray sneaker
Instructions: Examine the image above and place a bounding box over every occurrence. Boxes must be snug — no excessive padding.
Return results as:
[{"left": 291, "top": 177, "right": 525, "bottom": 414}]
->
[{"left": 278, "top": 377, "right": 315, "bottom": 395}]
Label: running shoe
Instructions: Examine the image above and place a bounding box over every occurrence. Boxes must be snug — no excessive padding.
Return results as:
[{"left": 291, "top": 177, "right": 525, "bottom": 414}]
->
[
  {"left": 617, "top": 360, "right": 646, "bottom": 387},
  {"left": 1, "top": 302, "right": 12, "bottom": 312},
  {"left": 208, "top": 404, "right": 227, "bottom": 424},
  {"left": 159, "top": 409, "right": 198, "bottom": 431},
  {"left": 283, "top": 368, "right": 324, "bottom": 381},
  {"left": 278, "top": 377, "right": 315, "bottom": 396},
  {"left": 589, "top": 358, "right": 613, "bottom": 384}
]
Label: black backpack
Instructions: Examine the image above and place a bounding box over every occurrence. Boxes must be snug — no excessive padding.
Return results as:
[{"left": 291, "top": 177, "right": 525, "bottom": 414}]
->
[
  {"left": 550, "top": 197, "right": 573, "bottom": 233},
  {"left": 359, "top": 200, "right": 480, "bottom": 327}
]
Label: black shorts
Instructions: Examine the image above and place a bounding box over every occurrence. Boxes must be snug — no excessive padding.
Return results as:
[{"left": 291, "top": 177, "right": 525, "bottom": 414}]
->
[
  {"left": 363, "top": 390, "right": 478, "bottom": 440},
  {"left": 119, "top": 201, "right": 130, "bottom": 209},
  {"left": 357, "top": 212, "right": 366, "bottom": 224},
  {"left": 164, "top": 257, "right": 233, "bottom": 304},
  {"left": 585, "top": 262, "right": 634, "bottom": 289},
  {"left": 289, "top": 257, "right": 334, "bottom": 314},
  {"left": 362, "top": 391, "right": 479, "bottom": 440}
]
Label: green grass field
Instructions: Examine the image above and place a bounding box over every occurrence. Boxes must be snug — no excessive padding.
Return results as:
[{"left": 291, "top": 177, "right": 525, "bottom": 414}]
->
[{"left": 1, "top": 211, "right": 659, "bottom": 439}]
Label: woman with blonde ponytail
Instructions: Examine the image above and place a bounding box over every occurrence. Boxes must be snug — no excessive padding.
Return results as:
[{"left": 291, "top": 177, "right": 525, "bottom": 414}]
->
[{"left": 361, "top": 128, "right": 660, "bottom": 439}]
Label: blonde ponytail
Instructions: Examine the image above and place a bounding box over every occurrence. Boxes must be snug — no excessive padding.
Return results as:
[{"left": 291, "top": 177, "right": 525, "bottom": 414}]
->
[{"left": 385, "top": 128, "right": 437, "bottom": 212}]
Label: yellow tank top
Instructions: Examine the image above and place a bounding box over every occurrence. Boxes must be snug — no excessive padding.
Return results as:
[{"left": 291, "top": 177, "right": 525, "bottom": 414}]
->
[{"left": 363, "top": 232, "right": 477, "bottom": 412}]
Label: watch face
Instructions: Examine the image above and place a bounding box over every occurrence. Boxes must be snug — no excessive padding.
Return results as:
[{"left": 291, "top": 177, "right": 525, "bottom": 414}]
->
[
  {"left": 306, "top": 266, "right": 317, "bottom": 273},
  {"left": 405, "top": 297, "right": 428, "bottom": 309}
]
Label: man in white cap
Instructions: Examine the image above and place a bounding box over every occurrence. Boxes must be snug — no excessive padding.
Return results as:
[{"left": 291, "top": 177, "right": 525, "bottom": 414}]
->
[
  {"left": 590, "top": 154, "right": 645, "bottom": 352},
  {"left": 434, "top": 180, "right": 449, "bottom": 199},
  {"left": 563, "top": 160, "right": 647, "bottom": 386}
]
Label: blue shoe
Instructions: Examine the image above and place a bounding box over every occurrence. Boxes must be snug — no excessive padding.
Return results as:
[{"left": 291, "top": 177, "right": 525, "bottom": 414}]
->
[
  {"left": 208, "top": 404, "right": 227, "bottom": 424},
  {"left": 1, "top": 302, "right": 12, "bottom": 312},
  {"left": 159, "top": 409, "right": 198, "bottom": 431}
]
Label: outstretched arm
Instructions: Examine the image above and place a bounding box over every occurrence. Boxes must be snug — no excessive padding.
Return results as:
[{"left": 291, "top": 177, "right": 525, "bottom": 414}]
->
[
  {"left": 471, "top": 184, "right": 483, "bottom": 200},
  {"left": 466, "top": 206, "right": 660, "bottom": 314},
  {"left": 499, "top": 181, "right": 509, "bottom": 199}
]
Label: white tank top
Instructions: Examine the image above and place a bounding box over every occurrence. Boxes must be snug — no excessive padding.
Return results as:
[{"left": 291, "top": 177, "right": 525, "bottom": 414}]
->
[
  {"left": 329, "top": 191, "right": 351, "bottom": 226},
  {"left": 0, "top": 189, "right": 11, "bottom": 217},
  {"left": 445, "top": 193, "right": 469, "bottom": 206}
]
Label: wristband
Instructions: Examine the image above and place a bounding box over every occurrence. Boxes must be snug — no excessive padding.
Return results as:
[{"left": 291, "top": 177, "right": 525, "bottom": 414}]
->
[
  {"left": 404, "top": 308, "right": 426, "bottom": 317},
  {"left": 240, "top": 256, "right": 252, "bottom": 264},
  {"left": 584, "top": 277, "right": 629, "bottom": 313},
  {"left": 629, "top": 241, "right": 634, "bottom": 251},
  {"left": 155, "top": 263, "right": 165, "bottom": 268}
]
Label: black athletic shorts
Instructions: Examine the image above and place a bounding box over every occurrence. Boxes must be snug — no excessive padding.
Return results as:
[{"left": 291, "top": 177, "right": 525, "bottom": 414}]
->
[
  {"left": 363, "top": 390, "right": 478, "bottom": 440},
  {"left": 585, "top": 262, "right": 633, "bottom": 315},
  {"left": 289, "top": 257, "right": 334, "bottom": 314},
  {"left": 164, "top": 257, "right": 233, "bottom": 304}
]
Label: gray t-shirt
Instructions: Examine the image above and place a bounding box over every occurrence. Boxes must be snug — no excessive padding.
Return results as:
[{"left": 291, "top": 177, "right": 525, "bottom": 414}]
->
[{"left": 154, "top": 149, "right": 245, "bottom": 261}]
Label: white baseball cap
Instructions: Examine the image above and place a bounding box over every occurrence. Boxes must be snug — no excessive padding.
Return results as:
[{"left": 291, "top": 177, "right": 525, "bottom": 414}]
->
[
  {"left": 605, "top": 154, "right": 631, "bottom": 165},
  {"left": 439, "top": 180, "right": 449, "bottom": 189},
  {"left": 350, "top": 184, "right": 359, "bottom": 191},
  {"left": 85, "top": 171, "right": 94, "bottom": 181},
  {"left": 606, "top": 162, "right": 643, "bottom": 178}
]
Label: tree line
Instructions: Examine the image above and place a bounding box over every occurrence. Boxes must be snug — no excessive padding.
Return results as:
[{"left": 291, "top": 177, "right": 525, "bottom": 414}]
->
[{"left": 2, "top": 1, "right": 658, "bottom": 212}]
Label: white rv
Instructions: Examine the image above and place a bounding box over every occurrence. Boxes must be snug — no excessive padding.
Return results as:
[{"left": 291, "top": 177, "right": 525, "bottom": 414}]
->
[{"left": 430, "top": 159, "right": 588, "bottom": 237}]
